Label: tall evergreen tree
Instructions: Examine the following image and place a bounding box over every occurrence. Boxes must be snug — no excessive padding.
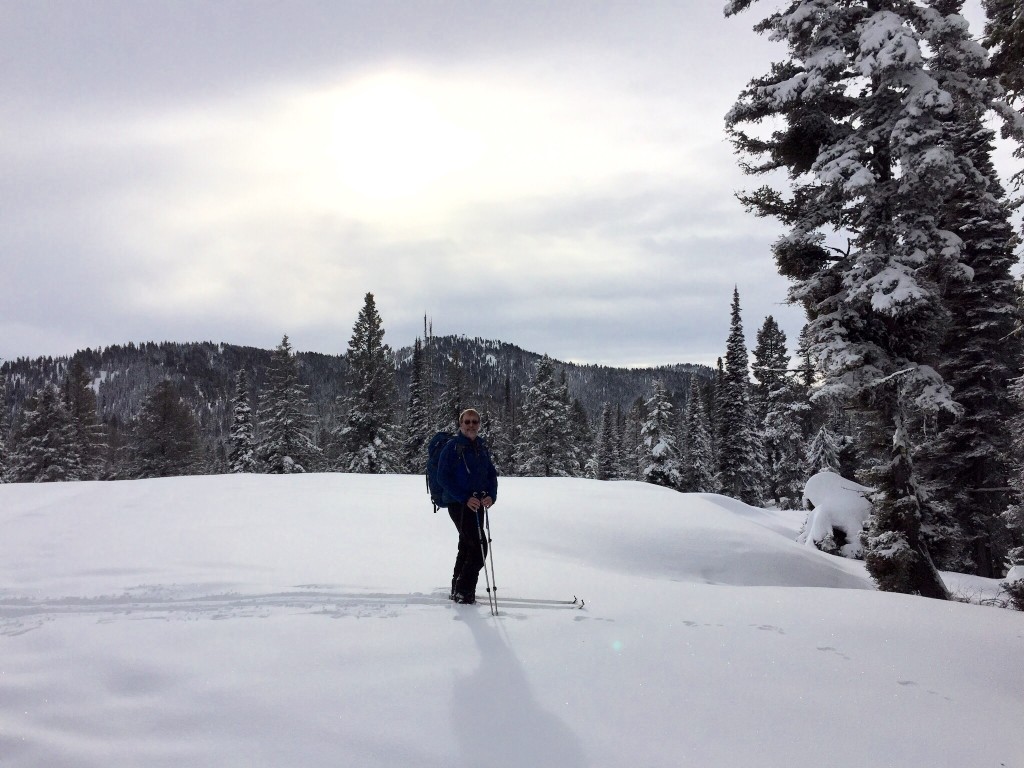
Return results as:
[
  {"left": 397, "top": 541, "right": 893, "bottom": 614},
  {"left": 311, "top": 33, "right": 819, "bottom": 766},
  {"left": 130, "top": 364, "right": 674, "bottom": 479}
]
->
[
  {"left": 640, "top": 381, "right": 682, "bottom": 489},
  {"left": 914, "top": 3, "right": 1023, "bottom": 576},
  {"left": 7, "top": 384, "right": 85, "bottom": 482},
  {"left": 718, "top": 288, "right": 766, "bottom": 505},
  {"left": 130, "top": 380, "right": 201, "bottom": 479},
  {"left": 480, "top": 373, "right": 515, "bottom": 475},
  {"left": 725, "top": 0, "right": 1022, "bottom": 597},
  {"left": 753, "top": 318, "right": 806, "bottom": 506},
  {"left": 619, "top": 397, "right": 646, "bottom": 481},
  {"left": 680, "top": 377, "right": 718, "bottom": 493},
  {"left": 261, "top": 335, "right": 320, "bottom": 474},
  {"left": 751, "top": 315, "right": 789, "bottom": 405},
  {"left": 336, "top": 293, "right": 399, "bottom": 474},
  {"left": 517, "top": 356, "right": 573, "bottom": 477},
  {"left": 229, "top": 368, "right": 258, "bottom": 473},
  {"left": 594, "top": 402, "right": 619, "bottom": 481},
  {"left": 568, "top": 398, "right": 592, "bottom": 479},
  {"left": 62, "top": 359, "right": 104, "bottom": 479},
  {"left": 402, "top": 337, "right": 432, "bottom": 473}
]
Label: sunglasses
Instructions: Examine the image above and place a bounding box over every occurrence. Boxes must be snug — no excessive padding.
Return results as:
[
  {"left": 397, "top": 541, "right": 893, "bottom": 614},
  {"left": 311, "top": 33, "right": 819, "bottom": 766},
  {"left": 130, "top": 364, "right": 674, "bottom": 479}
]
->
[{"left": 461, "top": 419, "right": 480, "bottom": 426}]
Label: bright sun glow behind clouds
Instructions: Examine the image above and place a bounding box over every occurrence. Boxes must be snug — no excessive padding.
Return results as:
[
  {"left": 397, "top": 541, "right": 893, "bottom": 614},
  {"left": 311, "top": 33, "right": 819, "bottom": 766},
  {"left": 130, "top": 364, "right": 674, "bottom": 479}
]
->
[
  {"left": 325, "top": 72, "right": 486, "bottom": 202},
  {"left": 236, "top": 64, "right": 697, "bottom": 230}
]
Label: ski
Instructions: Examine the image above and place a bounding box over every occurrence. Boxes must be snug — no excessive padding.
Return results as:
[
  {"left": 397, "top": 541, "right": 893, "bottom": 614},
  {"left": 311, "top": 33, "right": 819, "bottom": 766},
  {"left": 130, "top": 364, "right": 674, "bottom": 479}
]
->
[
  {"left": 443, "top": 592, "right": 584, "bottom": 609},
  {"left": 491, "top": 595, "right": 584, "bottom": 608}
]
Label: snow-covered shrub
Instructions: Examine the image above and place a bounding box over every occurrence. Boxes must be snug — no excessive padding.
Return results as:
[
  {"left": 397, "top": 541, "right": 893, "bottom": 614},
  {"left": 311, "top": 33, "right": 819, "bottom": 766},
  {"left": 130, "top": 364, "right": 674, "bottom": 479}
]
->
[
  {"left": 798, "top": 471, "right": 873, "bottom": 558},
  {"left": 1004, "top": 553, "right": 1024, "bottom": 611}
]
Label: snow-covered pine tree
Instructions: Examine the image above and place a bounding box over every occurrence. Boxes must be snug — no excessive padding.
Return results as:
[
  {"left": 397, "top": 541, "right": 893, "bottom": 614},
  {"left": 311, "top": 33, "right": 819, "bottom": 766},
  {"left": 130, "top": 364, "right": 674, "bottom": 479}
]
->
[
  {"left": 6, "top": 383, "right": 85, "bottom": 482},
  {"left": 805, "top": 423, "right": 843, "bottom": 476},
  {"left": 516, "top": 356, "right": 573, "bottom": 477},
  {"left": 619, "top": 397, "right": 646, "bottom": 482},
  {"left": 752, "top": 318, "right": 807, "bottom": 506},
  {"left": 568, "top": 398, "right": 592, "bottom": 479},
  {"left": 680, "top": 377, "right": 718, "bottom": 493},
  {"left": 228, "top": 369, "right": 258, "bottom": 473},
  {"left": 62, "top": 359, "right": 104, "bottom": 479},
  {"left": 556, "top": 370, "right": 581, "bottom": 476},
  {"left": 594, "top": 402, "right": 619, "bottom": 481},
  {"left": 402, "top": 337, "right": 432, "bottom": 473},
  {"left": 336, "top": 293, "right": 399, "bottom": 474},
  {"left": 725, "top": 0, "right": 1022, "bottom": 598},
  {"left": 717, "top": 288, "right": 766, "bottom": 505},
  {"left": 483, "top": 374, "right": 515, "bottom": 475},
  {"left": 751, "top": 315, "right": 789, "bottom": 413},
  {"left": 640, "top": 380, "right": 682, "bottom": 489},
  {"left": 129, "top": 380, "right": 201, "bottom": 479},
  {"left": 260, "top": 335, "right": 320, "bottom": 474},
  {"left": 913, "top": 3, "right": 1023, "bottom": 577}
]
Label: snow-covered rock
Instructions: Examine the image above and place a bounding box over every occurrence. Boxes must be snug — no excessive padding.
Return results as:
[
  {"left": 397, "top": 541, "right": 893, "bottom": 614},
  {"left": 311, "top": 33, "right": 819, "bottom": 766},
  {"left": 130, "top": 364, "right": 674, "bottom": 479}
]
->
[{"left": 798, "top": 471, "right": 873, "bottom": 558}]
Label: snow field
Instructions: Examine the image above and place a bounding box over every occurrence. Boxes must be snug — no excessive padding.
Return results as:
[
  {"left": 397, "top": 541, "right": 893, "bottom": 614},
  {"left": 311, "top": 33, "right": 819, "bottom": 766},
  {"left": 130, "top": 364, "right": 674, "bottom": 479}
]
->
[{"left": 1, "top": 474, "right": 1021, "bottom": 767}]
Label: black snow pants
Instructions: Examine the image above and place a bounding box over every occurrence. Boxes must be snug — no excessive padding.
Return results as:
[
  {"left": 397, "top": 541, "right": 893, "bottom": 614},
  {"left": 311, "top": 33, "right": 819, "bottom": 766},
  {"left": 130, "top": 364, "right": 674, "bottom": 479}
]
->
[{"left": 448, "top": 503, "right": 487, "bottom": 598}]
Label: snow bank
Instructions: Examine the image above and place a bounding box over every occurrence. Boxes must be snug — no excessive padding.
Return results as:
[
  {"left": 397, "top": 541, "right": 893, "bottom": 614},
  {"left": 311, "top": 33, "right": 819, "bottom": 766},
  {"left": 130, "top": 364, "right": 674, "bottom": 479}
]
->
[{"left": 798, "top": 471, "right": 873, "bottom": 557}]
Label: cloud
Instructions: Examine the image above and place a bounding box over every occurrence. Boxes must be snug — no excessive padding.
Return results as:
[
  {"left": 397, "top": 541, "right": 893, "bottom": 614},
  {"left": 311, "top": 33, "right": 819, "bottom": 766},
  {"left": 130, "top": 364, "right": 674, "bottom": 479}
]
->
[{"left": 0, "top": 2, "right": 813, "bottom": 366}]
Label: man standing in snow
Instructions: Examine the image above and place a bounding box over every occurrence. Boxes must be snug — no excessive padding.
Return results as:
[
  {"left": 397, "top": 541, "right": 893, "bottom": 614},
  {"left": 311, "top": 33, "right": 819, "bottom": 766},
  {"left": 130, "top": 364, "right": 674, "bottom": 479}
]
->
[{"left": 438, "top": 408, "right": 498, "bottom": 604}]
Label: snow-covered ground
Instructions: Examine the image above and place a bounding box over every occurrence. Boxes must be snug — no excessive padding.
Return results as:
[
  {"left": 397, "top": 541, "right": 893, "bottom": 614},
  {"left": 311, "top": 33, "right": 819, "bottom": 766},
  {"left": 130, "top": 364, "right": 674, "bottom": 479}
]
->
[{"left": 1, "top": 474, "right": 1021, "bottom": 767}]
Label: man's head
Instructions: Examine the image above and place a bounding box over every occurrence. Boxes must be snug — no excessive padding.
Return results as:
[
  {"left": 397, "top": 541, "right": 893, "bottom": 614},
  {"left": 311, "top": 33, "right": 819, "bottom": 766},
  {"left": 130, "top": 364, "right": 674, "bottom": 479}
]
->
[{"left": 459, "top": 408, "right": 481, "bottom": 439}]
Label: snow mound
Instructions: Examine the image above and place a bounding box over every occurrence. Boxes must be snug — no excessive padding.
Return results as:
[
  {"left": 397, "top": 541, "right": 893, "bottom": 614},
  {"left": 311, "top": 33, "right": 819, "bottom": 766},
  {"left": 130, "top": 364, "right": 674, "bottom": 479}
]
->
[{"left": 799, "top": 471, "right": 873, "bottom": 558}]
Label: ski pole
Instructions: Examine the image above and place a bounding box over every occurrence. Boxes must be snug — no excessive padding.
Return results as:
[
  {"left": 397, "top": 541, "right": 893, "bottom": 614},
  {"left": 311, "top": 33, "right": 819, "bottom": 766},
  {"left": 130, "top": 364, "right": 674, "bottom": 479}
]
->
[
  {"left": 474, "top": 495, "right": 497, "bottom": 615},
  {"left": 483, "top": 504, "right": 498, "bottom": 615}
]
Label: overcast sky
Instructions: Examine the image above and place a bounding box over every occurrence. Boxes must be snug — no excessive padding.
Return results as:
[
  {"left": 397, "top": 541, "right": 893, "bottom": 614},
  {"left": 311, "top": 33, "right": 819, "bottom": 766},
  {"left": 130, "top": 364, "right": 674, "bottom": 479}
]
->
[{"left": 0, "top": 0, "right": 1008, "bottom": 368}]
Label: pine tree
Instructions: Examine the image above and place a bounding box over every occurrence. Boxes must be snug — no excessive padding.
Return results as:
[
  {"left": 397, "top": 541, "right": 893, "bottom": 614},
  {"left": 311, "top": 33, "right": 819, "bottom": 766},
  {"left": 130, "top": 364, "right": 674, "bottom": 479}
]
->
[
  {"left": 7, "top": 384, "right": 84, "bottom": 482},
  {"left": 680, "top": 377, "right": 718, "bottom": 493},
  {"left": 130, "top": 380, "right": 200, "bottom": 479},
  {"left": 753, "top": 318, "right": 806, "bottom": 506},
  {"left": 568, "top": 398, "right": 592, "bottom": 478},
  {"left": 517, "top": 356, "right": 573, "bottom": 477},
  {"left": 336, "top": 293, "right": 399, "bottom": 474},
  {"left": 913, "top": 3, "right": 1023, "bottom": 577},
  {"left": 482, "top": 374, "right": 516, "bottom": 475},
  {"left": 594, "top": 402, "right": 619, "bottom": 481},
  {"left": 751, "top": 315, "right": 789, "bottom": 408},
  {"left": 640, "top": 380, "right": 682, "bottom": 489},
  {"left": 725, "top": 0, "right": 1021, "bottom": 598},
  {"left": 62, "top": 359, "right": 104, "bottom": 479},
  {"left": 229, "top": 369, "right": 258, "bottom": 473},
  {"left": 718, "top": 288, "right": 766, "bottom": 505},
  {"left": 402, "top": 337, "right": 432, "bottom": 473},
  {"left": 805, "top": 423, "right": 843, "bottom": 476},
  {"left": 261, "top": 335, "right": 320, "bottom": 474},
  {"left": 619, "top": 398, "right": 646, "bottom": 481},
  {"left": 763, "top": 377, "right": 808, "bottom": 507}
]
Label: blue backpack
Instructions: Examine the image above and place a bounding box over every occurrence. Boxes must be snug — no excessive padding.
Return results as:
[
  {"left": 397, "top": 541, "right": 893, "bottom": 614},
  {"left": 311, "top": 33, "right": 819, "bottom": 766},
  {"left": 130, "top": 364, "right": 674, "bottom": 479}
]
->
[{"left": 426, "top": 431, "right": 463, "bottom": 512}]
